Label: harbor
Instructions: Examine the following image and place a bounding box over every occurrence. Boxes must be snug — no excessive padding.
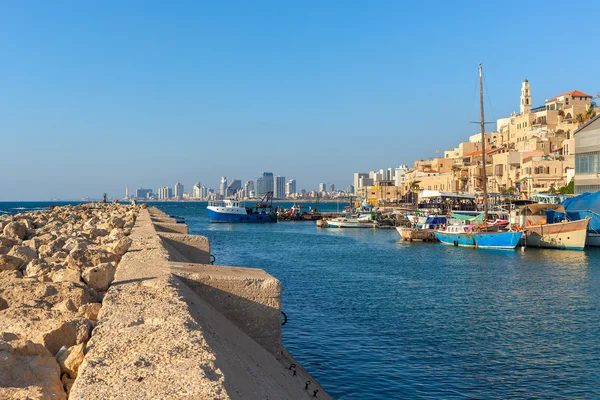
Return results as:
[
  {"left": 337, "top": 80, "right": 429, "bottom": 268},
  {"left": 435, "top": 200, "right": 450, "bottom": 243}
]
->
[{"left": 155, "top": 201, "right": 600, "bottom": 399}]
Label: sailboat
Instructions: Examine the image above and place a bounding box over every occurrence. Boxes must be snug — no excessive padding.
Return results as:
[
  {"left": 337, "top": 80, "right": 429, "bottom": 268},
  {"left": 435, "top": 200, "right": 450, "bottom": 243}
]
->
[{"left": 434, "top": 64, "right": 522, "bottom": 249}]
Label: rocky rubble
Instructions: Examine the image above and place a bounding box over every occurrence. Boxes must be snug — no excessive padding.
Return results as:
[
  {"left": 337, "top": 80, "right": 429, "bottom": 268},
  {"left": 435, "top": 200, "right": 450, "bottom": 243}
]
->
[{"left": 0, "top": 203, "right": 138, "bottom": 399}]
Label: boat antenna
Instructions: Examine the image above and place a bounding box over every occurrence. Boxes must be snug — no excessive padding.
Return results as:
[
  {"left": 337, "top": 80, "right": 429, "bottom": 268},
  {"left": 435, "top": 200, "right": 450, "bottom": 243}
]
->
[{"left": 479, "top": 64, "right": 488, "bottom": 222}]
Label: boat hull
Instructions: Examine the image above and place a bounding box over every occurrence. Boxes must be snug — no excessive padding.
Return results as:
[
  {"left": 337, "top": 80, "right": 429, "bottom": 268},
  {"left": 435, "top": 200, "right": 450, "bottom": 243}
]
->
[
  {"left": 326, "top": 219, "right": 376, "bottom": 228},
  {"left": 396, "top": 227, "right": 437, "bottom": 242},
  {"left": 434, "top": 231, "right": 522, "bottom": 249},
  {"left": 523, "top": 218, "right": 589, "bottom": 250},
  {"left": 207, "top": 209, "right": 276, "bottom": 223}
]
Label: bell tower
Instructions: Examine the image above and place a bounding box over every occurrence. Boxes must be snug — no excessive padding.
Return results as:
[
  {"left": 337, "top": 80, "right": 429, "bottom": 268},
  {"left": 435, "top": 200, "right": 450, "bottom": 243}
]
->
[{"left": 520, "top": 79, "right": 532, "bottom": 114}]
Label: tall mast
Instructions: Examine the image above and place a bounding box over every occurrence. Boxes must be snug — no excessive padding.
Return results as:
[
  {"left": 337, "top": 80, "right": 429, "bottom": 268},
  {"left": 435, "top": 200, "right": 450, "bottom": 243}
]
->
[{"left": 479, "top": 64, "right": 488, "bottom": 221}]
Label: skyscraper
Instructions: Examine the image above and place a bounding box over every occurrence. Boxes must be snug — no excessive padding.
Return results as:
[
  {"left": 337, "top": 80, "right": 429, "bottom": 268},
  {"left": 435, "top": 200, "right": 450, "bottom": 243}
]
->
[
  {"left": 136, "top": 188, "right": 153, "bottom": 199},
  {"left": 226, "top": 179, "right": 242, "bottom": 197},
  {"left": 219, "top": 177, "right": 227, "bottom": 197},
  {"left": 285, "top": 179, "right": 296, "bottom": 197},
  {"left": 125, "top": 185, "right": 129, "bottom": 200},
  {"left": 328, "top": 183, "right": 335, "bottom": 193},
  {"left": 192, "top": 182, "right": 202, "bottom": 199},
  {"left": 244, "top": 180, "right": 254, "bottom": 198},
  {"left": 174, "top": 183, "right": 184, "bottom": 200},
  {"left": 256, "top": 172, "right": 274, "bottom": 197},
  {"left": 318, "top": 183, "right": 326, "bottom": 192},
  {"left": 274, "top": 176, "right": 286, "bottom": 199}
]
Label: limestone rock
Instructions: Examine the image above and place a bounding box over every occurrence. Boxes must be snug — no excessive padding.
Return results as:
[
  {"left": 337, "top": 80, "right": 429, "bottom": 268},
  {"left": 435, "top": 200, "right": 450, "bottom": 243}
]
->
[
  {"left": 0, "top": 297, "right": 7, "bottom": 311},
  {"left": 23, "top": 259, "right": 52, "bottom": 278},
  {"left": 0, "top": 338, "right": 66, "bottom": 400},
  {"left": 56, "top": 343, "right": 85, "bottom": 378},
  {"left": 3, "top": 221, "right": 27, "bottom": 240},
  {"left": 48, "top": 267, "right": 82, "bottom": 284},
  {"left": 0, "top": 237, "right": 15, "bottom": 252},
  {"left": 0, "top": 254, "right": 24, "bottom": 271},
  {"left": 0, "top": 276, "right": 94, "bottom": 310},
  {"left": 111, "top": 236, "right": 133, "bottom": 257},
  {"left": 109, "top": 216, "right": 125, "bottom": 229},
  {"left": 78, "top": 302, "right": 102, "bottom": 321},
  {"left": 7, "top": 245, "right": 38, "bottom": 263},
  {"left": 0, "top": 308, "right": 92, "bottom": 355},
  {"left": 82, "top": 263, "right": 116, "bottom": 291}
]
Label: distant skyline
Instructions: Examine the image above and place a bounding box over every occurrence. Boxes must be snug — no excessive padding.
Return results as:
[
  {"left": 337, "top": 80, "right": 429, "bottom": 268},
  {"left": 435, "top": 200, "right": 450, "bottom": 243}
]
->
[{"left": 1, "top": 1, "right": 599, "bottom": 200}]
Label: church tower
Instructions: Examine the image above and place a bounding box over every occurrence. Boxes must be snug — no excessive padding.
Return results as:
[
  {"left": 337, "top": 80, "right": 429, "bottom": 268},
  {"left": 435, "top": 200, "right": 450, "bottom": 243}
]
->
[{"left": 520, "top": 79, "right": 532, "bottom": 114}]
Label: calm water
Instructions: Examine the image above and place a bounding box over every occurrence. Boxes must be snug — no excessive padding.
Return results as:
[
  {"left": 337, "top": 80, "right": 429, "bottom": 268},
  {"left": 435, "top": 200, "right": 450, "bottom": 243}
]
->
[{"left": 3, "top": 202, "right": 600, "bottom": 399}]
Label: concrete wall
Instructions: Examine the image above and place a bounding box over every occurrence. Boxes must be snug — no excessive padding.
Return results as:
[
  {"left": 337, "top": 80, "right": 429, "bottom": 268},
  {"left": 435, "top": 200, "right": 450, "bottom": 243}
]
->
[{"left": 71, "top": 207, "right": 331, "bottom": 399}]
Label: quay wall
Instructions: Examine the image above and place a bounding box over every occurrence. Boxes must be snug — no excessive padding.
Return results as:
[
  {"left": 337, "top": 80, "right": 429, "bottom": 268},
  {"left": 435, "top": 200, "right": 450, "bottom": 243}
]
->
[{"left": 71, "top": 207, "right": 331, "bottom": 399}]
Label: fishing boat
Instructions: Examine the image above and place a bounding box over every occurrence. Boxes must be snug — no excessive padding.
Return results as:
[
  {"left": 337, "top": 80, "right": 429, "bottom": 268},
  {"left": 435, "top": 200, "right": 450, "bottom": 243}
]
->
[
  {"left": 435, "top": 64, "right": 522, "bottom": 250},
  {"left": 326, "top": 214, "right": 377, "bottom": 228},
  {"left": 512, "top": 203, "right": 590, "bottom": 250},
  {"left": 558, "top": 191, "right": 600, "bottom": 247},
  {"left": 435, "top": 224, "right": 522, "bottom": 249},
  {"left": 207, "top": 192, "right": 277, "bottom": 223},
  {"left": 396, "top": 215, "right": 445, "bottom": 241}
]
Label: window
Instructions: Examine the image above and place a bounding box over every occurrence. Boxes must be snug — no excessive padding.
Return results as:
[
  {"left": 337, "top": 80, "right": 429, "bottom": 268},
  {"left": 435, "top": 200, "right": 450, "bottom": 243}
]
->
[{"left": 576, "top": 151, "right": 600, "bottom": 174}]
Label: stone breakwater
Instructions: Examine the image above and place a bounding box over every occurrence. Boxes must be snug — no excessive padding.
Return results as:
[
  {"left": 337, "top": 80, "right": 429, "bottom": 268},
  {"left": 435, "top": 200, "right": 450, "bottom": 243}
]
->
[
  {"left": 0, "top": 203, "right": 139, "bottom": 399},
  {"left": 1, "top": 205, "right": 331, "bottom": 399}
]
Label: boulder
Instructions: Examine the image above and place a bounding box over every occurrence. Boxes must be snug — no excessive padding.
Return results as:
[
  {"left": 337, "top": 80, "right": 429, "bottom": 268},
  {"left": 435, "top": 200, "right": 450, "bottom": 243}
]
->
[
  {"left": 48, "top": 267, "right": 82, "bottom": 284},
  {"left": 111, "top": 236, "right": 133, "bottom": 257},
  {"left": 7, "top": 245, "right": 38, "bottom": 263},
  {"left": 109, "top": 216, "right": 125, "bottom": 229},
  {"left": 0, "top": 255, "right": 24, "bottom": 271},
  {"left": 0, "top": 307, "right": 92, "bottom": 355},
  {"left": 23, "top": 259, "right": 52, "bottom": 278},
  {"left": 78, "top": 302, "right": 102, "bottom": 321},
  {"left": 0, "top": 338, "right": 66, "bottom": 400},
  {"left": 3, "top": 221, "right": 27, "bottom": 240},
  {"left": 56, "top": 343, "right": 85, "bottom": 378},
  {"left": 61, "top": 373, "right": 75, "bottom": 396},
  {"left": 0, "top": 276, "right": 94, "bottom": 310},
  {"left": 82, "top": 263, "right": 116, "bottom": 291}
]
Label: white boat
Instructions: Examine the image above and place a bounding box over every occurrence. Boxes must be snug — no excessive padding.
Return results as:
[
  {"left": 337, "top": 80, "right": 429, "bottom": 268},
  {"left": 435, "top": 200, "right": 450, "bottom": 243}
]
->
[
  {"left": 326, "top": 214, "right": 377, "bottom": 228},
  {"left": 396, "top": 215, "right": 446, "bottom": 242}
]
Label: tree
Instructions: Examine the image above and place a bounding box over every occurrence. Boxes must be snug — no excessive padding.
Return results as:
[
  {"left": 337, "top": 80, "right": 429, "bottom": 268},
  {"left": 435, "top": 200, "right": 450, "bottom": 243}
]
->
[{"left": 558, "top": 180, "right": 574, "bottom": 194}]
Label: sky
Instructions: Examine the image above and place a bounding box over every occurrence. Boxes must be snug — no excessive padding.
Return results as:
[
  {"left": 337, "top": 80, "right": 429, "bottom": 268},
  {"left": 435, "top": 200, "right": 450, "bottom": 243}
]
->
[{"left": 1, "top": 1, "right": 599, "bottom": 200}]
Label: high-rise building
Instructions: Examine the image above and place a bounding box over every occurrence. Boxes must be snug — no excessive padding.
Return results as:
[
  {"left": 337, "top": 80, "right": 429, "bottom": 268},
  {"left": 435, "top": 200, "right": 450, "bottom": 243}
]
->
[
  {"left": 318, "top": 183, "right": 327, "bottom": 192},
  {"left": 256, "top": 172, "right": 274, "bottom": 197},
  {"left": 394, "top": 165, "right": 409, "bottom": 186},
  {"left": 219, "top": 177, "right": 227, "bottom": 197},
  {"left": 125, "top": 185, "right": 129, "bottom": 200},
  {"left": 285, "top": 179, "right": 296, "bottom": 197},
  {"left": 201, "top": 186, "right": 209, "bottom": 199},
  {"left": 353, "top": 173, "right": 368, "bottom": 192},
  {"left": 328, "top": 183, "right": 335, "bottom": 193},
  {"left": 158, "top": 186, "right": 172, "bottom": 200},
  {"left": 274, "top": 176, "right": 286, "bottom": 199},
  {"left": 136, "top": 188, "right": 153, "bottom": 199},
  {"left": 346, "top": 184, "right": 354, "bottom": 194},
  {"left": 174, "top": 183, "right": 184, "bottom": 200},
  {"left": 192, "top": 182, "right": 202, "bottom": 199},
  {"left": 226, "top": 179, "right": 242, "bottom": 197},
  {"left": 244, "top": 181, "right": 254, "bottom": 198}
]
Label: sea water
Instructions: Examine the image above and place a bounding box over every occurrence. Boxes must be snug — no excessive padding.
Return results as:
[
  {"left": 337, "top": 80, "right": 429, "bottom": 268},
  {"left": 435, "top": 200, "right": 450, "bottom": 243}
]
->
[{"left": 3, "top": 201, "right": 600, "bottom": 399}]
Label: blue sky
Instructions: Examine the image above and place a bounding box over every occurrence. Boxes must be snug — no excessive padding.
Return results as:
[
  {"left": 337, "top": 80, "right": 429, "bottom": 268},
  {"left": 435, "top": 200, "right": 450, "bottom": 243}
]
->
[{"left": 1, "top": 1, "right": 598, "bottom": 200}]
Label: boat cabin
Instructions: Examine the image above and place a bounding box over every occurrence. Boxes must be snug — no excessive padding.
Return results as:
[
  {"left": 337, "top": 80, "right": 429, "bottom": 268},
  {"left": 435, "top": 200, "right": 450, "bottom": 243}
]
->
[{"left": 510, "top": 204, "right": 566, "bottom": 226}]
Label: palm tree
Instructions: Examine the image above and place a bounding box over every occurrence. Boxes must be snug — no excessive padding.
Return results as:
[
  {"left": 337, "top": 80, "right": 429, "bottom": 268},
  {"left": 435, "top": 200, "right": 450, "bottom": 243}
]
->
[{"left": 408, "top": 181, "right": 421, "bottom": 204}]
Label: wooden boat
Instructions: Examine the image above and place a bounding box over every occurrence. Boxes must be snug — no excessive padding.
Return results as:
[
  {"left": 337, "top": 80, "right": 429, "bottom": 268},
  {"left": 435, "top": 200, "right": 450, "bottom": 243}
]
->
[
  {"left": 396, "top": 215, "right": 445, "bottom": 242},
  {"left": 511, "top": 204, "right": 590, "bottom": 250},
  {"left": 523, "top": 218, "right": 590, "bottom": 250}
]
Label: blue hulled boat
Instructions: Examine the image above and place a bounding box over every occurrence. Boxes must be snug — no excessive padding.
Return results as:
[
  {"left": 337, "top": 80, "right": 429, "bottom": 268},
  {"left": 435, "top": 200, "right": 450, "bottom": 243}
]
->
[{"left": 434, "top": 224, "right": 522, "bottom": 249}]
